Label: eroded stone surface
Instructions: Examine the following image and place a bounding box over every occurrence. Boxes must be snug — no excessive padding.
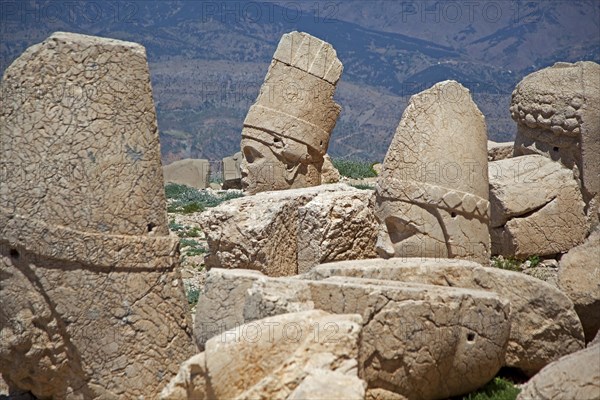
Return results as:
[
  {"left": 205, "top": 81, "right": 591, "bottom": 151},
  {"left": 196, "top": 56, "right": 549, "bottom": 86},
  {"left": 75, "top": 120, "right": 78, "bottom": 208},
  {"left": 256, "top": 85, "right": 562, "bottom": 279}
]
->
[
  {"left": 511, "top": 61, "right": 600, "bottom": 228},
  {"left": 163, "top": 158, "right": 211, "bottom": 189},
  {"left": 209, "top": 311, "right": 362, "bottom": 399},
  {"left": 305, "top": 258, "right": 585, "bottom": 375},
  {"left": 199, "top": 183, "right": 376, "bottom": 277},
  {"left": 240, "top": 31, "right": 342, "bottom": 194},
  {"left": 489, "top": 155, "right": 588, "bottom": 257},
  {"left": 488, "top": 140, "right": 514, "bottom": 161},
  {"left": 297, "top": 189, "right": 378, "bottom": 273},
  {"left": 194, "top": 268, "right": 510, "bottom": 399},
  {"left": 0, "top": 32, "right": 196, "bottom": 398},
  {"left": 320, "top": 153, "right": 341, "bottom": 183},
  {"left": 517, "top": 340, "right": 600, "bottom": 400},
  {"left": 375, "top": 81, "right": 490, "bottom": 264},
  {"left": 558, "top": 230, "right": 600, "bottom": 342}
]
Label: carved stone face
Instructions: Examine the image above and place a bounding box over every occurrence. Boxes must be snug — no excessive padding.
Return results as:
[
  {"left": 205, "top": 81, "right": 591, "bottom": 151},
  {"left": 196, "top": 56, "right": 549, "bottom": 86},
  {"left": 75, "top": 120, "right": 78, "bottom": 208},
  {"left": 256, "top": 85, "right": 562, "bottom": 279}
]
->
[
  {"left": 375, "top": 198, "right": 448, "bottom": 260},
  {"left": 240, "top": 130, "right": 322, "bottom": 194}
]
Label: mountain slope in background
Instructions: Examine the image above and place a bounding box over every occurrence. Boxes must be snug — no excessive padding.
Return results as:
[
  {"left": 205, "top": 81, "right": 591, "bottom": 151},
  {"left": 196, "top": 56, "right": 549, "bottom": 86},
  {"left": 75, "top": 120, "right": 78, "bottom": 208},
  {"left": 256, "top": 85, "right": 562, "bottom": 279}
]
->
[{"left": 1, "top": 0, "right": 598, "bottom": 163}]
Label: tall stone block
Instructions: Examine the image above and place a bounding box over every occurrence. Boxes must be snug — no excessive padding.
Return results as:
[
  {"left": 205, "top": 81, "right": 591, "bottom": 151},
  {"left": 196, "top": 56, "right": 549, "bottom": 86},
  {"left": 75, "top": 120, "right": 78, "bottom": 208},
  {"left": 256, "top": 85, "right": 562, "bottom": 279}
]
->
[
  {"left": 375, "top": 81, "right": 490, "bottom": 264},
  {"left": 240, "top": 31, "right": 343, "bottom": 194},
  {"left": 0, "top": 32, "right": 196, "bottom": 398},
  {"left": 511, "top": 61, "right": 600, "bottom": 228}
]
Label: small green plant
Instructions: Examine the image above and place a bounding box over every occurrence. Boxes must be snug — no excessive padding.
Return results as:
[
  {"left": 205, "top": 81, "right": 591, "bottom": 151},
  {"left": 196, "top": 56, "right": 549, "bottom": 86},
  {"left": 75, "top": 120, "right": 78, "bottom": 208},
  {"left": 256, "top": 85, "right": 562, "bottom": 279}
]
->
[
  {"left": 350, "top": 183, "right": 375, "bottom": 190},
  {"left": 527, "top": 255, "right": 540, "bottom": 268},
  {"left": 491, "top": 256, "right": 522, "bottom": 272},
  {"left": 179, "top": 238, "right": 207, "bottom": 256},
  {"left": 459, "top": 377, "right": 520, "bottom": 400},
  {"left": 332, "top": 158, "right": 378, "bottom": 179},
  {"left": 186, "top": 287, "right": 200, "bottom": 306},
  {"left": 168, "top": 219, "right": 184, "bottom": 232}
]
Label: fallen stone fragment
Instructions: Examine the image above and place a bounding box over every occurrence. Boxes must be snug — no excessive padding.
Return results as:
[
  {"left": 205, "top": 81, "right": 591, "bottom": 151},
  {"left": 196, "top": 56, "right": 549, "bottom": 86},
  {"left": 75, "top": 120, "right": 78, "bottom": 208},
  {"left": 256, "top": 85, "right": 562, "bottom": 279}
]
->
[
  {"left": 305, "top": 258, "right": 585, "bottom": 375},
  {"left": 489, "top": 155, "right": 588, "bottom": 257}
]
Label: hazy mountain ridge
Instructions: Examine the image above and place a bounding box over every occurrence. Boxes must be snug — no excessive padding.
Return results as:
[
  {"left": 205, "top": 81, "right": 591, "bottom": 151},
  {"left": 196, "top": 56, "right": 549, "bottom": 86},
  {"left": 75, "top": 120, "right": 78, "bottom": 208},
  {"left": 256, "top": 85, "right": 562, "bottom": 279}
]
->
[{"left": 1, "top": 0, "right": 598, "bottom": 162}]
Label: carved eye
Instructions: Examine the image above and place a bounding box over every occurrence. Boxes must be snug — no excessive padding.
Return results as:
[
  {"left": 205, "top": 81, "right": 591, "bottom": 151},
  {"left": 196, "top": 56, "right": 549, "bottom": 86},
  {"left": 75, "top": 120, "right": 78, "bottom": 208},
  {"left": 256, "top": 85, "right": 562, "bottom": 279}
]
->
[{"left": 243, "top": 146, "right": 263, "bottom": 164}]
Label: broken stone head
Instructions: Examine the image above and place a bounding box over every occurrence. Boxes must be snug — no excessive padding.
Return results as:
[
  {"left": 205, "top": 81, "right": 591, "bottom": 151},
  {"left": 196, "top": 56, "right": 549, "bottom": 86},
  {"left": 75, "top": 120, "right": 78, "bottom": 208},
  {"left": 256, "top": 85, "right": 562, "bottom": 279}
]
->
[{"left": 239, "top": 31, "right": 343, "bottom": 194}]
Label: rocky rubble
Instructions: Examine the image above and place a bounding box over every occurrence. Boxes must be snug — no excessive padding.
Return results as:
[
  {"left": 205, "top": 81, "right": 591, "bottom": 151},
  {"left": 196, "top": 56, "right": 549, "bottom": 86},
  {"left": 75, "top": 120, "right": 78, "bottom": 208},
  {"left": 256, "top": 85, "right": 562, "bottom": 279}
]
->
[{"left": 2, "top": 27, "right": 599, "bottom": 400}]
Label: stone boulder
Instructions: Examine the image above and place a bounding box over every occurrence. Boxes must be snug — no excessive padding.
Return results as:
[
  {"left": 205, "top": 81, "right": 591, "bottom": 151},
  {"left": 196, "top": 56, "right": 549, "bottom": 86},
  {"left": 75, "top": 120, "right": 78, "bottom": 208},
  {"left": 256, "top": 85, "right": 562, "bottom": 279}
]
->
[
  {"left": 163, "top": 158, "right": 211, "bottom": 189},
  {"left": 221, "top": 152, "right": 242, "bottom": 190},
  {"left": 199, "top": 183, "right": 377, "bottom": 276},
  {"left": 321, "top": 154, "right": 341, "bottom": 183},
  {"left": 489, "top": 155, "right": 589, "bottom": 258},
  {"left": 558, "top": 230, "right": 600, "bottom": 342},
  {"left": 297, "top": 189, "right": 378, "bottom": 273},
  {"left": 164, "top": 310, "right": 366, "bottom": 399},
  {"left": 511, "top": 61, "right": 600, "bottom": 228},
  {"left": 375, "top": 81, "right": 491, "bottom": 264},
  {"left": 194, "top": 268, "right": 511, "bottom": 399},
  {"left": 517, "top": 340, "right": 600, "bottom": 400},
  {"left": 0, "top": 32, "right": 196, "bottom": 398},
  {"left": 240, "top": 31, "right": 343, "bottom": 194},
  {"left": 488, "top": 140, "right": 514, "bottom": 161},
  {"left": 305, "top": 258, "right": 585, "bottom": 376}
]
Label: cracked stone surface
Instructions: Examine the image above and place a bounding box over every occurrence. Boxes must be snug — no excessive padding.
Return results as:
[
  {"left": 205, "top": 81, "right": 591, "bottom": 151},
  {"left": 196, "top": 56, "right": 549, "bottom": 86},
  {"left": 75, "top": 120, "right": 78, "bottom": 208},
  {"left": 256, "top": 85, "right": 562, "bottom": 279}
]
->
[
  {"left": 489, "top": 155, "right": 589, "bottom": 257},
  {"left": 194, "top": 268, "right": 510, "bottom": 400},
  {"left": 297, "top": 188, "right": 378, "bottom": 273},
  {"left": 487, "top": 140, "right": 514, "bottom": 161},
  {"left": 0, "top": 32, "right": 196, "bottom": 398},
  {"left": 165, "top": 310, "right": 365, "bottom": 400},
  {"left": 375, "top": 80, "right": 491, "bottom": 265},
  {"left": 198, "top": 183, "right": 377, "bottom": 277},
  {"left": 558, "top": 229, "right": 600, "bottom": 343},
  {"left": 304, "top": 258, "right": 585, "bottom": 376},
  {"left": 511, "top": 61, "right": 600, "bottom": 229},
  {"left": 163, "top": 158, "right": 211, "bottom": 189},
  {"left": 240, "top": 31, "right": 343, "bottom": 194},
  {"left": 517, "top": 340, "right": 600, "bottom": 400}
]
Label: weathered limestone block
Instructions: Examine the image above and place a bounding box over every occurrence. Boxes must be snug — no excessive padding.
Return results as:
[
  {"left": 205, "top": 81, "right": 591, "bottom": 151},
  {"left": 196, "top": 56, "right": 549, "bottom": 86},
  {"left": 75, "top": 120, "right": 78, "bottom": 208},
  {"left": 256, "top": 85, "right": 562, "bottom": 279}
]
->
[
  {"left": 511, "top": 61, "right": 600, "bottom": 228},
  {"left": 194, "top": 268, "right": 276, "bottom": 348},
  {"left": 194, "top": 269, "right": 510, "bottom": 399},
  {"left": 0, "top": 32, "right": 196, "bottom": 398},
  {"left": 558, "top": 230, "right": 600, "bottom": 342},
  {"left": 488, "top": 140, "right": 514, "bottom": 161},
  {"left": 199, "top": 183, "right": 377, "bottom": 276},
  {"left": 240, "top": 31, "right": 343, "bottom": 194},
  {"left": 173, "top": 311, "right": 365, "bottom": 400},
  {"left": 163, "top": 158, "right": 211, "bottom": 189},
  {"left": 297, "top": 189, "right": 378, "bottom": 273},
  {"left": 489, "top": 155, "right": 589, "bottom": 257},
  {"left": 208, "top": 311, "right": 363, "bottom": 400},
  {"left": 288, "top": 370, "right": 366, "bottom": 400},
  {"left": 320, "top": 154, "right": 341, "bottom": 183},
  {"left": 517, "top": 340, "right": 600, "bottom": 400},
  {"left": 160, "top": 353, "right": 209, "bottom": 400},
  {"left": 305, "top": 258, "right": 585, "bottom": 376},
  {"left": 221, "top": 152, "right": 242, "bottom": 190},
  {"left": 376, "top": 81, "right": 491, "bottom": 264}
]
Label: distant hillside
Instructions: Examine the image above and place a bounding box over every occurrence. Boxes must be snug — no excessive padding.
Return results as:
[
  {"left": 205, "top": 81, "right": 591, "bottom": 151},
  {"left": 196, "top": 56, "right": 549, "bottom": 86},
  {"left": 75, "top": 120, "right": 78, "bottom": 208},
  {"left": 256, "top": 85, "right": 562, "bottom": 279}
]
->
[{"left": 1, "top": 0, "right": 598, "bottom": 163}]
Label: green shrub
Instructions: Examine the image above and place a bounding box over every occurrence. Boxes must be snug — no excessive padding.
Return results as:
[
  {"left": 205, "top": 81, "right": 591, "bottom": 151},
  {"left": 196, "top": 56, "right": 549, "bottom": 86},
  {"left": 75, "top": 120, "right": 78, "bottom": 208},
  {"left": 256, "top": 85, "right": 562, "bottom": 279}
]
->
[
  {"left": 460, "top": 377, "right": 520, "bottom": 400},
  {"left": 491, "top": 256, "right": 522, "bottom": 272},
  {"left": 165, "top": 183, "right": 244, "bottom": 214},
  {"left": 186, "top": 287, "right": 200, "bottom": 306},
  {"left": 527, "top": 255, "right": 540, "bottom": 268},
  {"left": 332, "top": 158, "right": 378, "bottom": 179},
  {"left": 179, "top": 238, "right": 207, "bottom": 256}
]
